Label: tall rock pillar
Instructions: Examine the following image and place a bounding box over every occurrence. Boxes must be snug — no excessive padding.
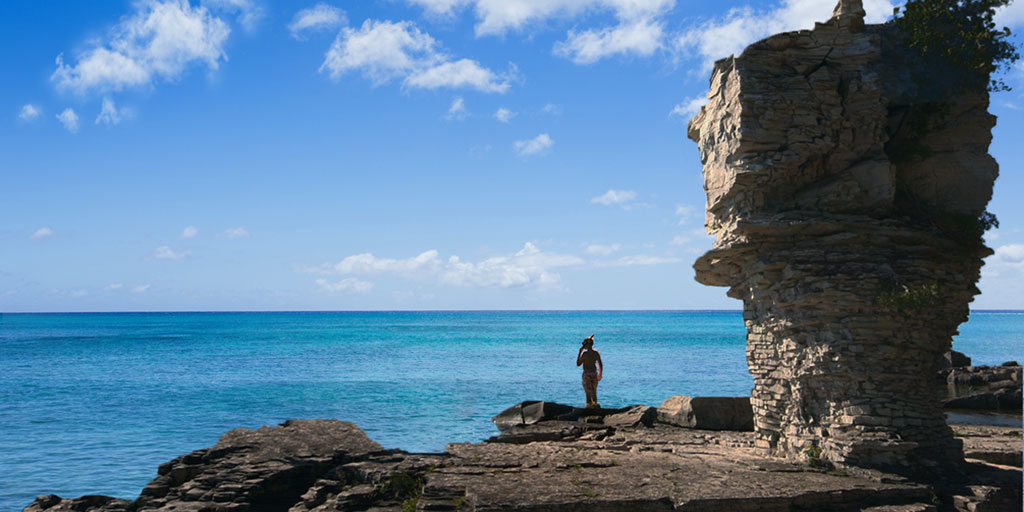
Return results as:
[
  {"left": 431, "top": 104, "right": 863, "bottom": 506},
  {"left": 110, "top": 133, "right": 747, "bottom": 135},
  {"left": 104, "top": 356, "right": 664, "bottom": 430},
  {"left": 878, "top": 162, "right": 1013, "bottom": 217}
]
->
[{"left": 687, "top": 0, "right": 998, "bottom": 473}]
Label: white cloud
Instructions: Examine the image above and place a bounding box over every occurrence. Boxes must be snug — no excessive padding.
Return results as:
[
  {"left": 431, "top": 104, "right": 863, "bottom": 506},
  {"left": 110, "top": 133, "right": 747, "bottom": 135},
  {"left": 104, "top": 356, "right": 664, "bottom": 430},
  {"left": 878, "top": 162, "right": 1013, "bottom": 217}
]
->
[
  {"left": 585, "top": 243, "right": 622, "bottom": 256},
  {"left": 181, "top": 225, "right": 199, "bottom": 238},
  {"left": 540, "top": 103, "right": 563, "bottom": 115},
  {"left": 51, "top": 0, "right": 230, "bottom": 95},
  {"left": 95, "top": 97, "right": 131, "bottom": 125},
  {"left": 305, "top": 243, "right": 583, "bottom": 289},
  {"left": 591, "top": 189, "right": 636, "bottom": 206},
  {"left": 30, "top": 226, "right": 55, "bottom": 240},
  {"left": 594, "top": 254, "right": 681, "bottom": 267},
  {"left": 406, "top": 0, "right": 673, "bottom": 64},
  {"left": 988, "top": 244, "right": 1024, "bottom": 272},
  {"left": 320, "top": 19, "right": 513, "bottom": 93},
  {"left": 153, "top": 245, "right": 190, "bottom": 260},
  {"left": 670, "top": 234, "right": 690, "bottom": 246},
  {"left": 57, "top": 108, "right": 79, "bottom": 133},
  {"left": 288, "top": 3, "right": 345, "bottom": 39},
  {"left": 669, "top": 96, "right": 707, "bottom": 119},
  {"left": 132, "top": 284, "right": 152, "bottom": 293},
  {"left": 675, "top": 204, "right": 696, "bottom": 225},
  {"left": 446, "top": 96, "right": 468, "bottom": 120},
  {"left": 675, "top": 0, "right": 897, "bottom": 71},
  {"left": 104, "top": 283, "right": 124, "bottom": 291},
  {"left": 316, "top": 277, "right": 374, "bottom": 293},
  {"left": 19, "top": 104, "right": 40, "bottom": 121},
  {"left": 995, "top": 1, "right": 1024, "bottom": 28},
  {"left": 494, "top": 107, "right": 515, "bottom": 122},
  {"left": 203, "top": 0, "right": 263, "bottom": 31},
  {"left": 554, "top": 17, "right": 663, "bottom": 64},
  {"left": 514, "top": 133, "right": 553, "bottom": 156},
  {"left": 224, "top": 226, "right": 249, "bottom": 238}
]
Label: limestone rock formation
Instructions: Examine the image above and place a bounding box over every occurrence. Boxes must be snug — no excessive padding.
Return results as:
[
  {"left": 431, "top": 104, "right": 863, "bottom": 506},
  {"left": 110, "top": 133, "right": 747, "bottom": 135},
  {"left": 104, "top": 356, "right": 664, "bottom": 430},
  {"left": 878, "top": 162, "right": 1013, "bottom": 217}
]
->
[
  {"left": 687, "top": 0, "right": 999, "bottom": 473},
  {"left": 24, "top": 417, "right": 1021, "bottom": 511}
]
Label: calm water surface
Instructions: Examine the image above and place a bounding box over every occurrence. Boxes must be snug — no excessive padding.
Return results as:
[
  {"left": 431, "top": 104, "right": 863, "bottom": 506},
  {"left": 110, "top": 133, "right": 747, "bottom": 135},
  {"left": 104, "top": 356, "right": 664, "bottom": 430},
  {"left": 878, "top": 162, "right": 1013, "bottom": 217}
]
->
[{"left": 0, "top": 310, "right": 1020, "bottom": 510}]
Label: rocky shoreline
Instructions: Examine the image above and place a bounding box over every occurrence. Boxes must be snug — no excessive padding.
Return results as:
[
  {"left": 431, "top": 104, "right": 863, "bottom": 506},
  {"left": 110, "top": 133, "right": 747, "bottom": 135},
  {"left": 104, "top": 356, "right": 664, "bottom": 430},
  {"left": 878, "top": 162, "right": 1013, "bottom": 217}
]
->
[{"left": 24, "top": 394, "right": 1021, "bottom": 512}]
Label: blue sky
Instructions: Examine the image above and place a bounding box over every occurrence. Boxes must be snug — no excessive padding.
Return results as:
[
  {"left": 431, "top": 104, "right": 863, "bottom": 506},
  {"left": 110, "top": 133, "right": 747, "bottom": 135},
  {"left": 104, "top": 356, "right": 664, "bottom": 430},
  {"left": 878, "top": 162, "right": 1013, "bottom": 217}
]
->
[{"left": 2, "top": 0, "right": 1022, "bottom": 312}]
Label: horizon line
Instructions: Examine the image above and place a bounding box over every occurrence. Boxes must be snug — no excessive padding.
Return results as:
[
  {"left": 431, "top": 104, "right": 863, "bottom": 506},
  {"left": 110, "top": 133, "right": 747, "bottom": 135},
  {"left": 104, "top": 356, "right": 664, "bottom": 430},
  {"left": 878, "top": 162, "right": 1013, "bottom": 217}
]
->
[{"left": 2, "top": 309, "right": 1022, "bottom": 314}]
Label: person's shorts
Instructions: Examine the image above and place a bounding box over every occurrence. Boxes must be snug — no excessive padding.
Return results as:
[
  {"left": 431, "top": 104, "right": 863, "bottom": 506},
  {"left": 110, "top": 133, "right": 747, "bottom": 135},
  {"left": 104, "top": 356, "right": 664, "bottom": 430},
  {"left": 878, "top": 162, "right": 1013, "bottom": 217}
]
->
[{"left": 582, "top": 371, "right": 599, "bottom": 393}]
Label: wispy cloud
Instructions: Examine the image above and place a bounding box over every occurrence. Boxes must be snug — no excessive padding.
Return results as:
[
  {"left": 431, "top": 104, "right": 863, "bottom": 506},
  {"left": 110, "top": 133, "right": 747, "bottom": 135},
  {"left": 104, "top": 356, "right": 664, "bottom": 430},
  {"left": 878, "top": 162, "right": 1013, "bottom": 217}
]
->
[
  {"left": 494, "top": 107, "right": 515, "bottom": 123},
  {"left": 593, "top": 254, "right": 681, "bottom": 267},
  {"left": 181, "top": 226, "right": 199, "bottom": 238},
  {"left": 96, "top": 97, "right": 131, "bottom": 125},
  {"left": 104, "top": 283, "right": 125, "bottom": 291},
  {"left": 204, "top": 0, "right": 263, "bottom": 31},
  {"left": 132, "top": 284, "right": 151, "bottom": 293},
  {"left": 288, "top": 3, "right": 345, "bottom": 40},
  {"left": 153, "top": 245, "right": 190, "bottom": 260},
  {"left": 224, "top": 226, "right": 249, "bottom": 238},
  {"left": 514, "top": 133, "right": 554, "bottom": 156},
  {"left": 316, "top": 277, "right": 374, "bottom": 293},
  {"left": 302, "top": 242, "right": 584, "bottom": 289},
  {"left": 675, "top": 0, "right": 897, "bottom": 71},
  {"left": 669, "top": 96, "right": 707, "bottom": 119},
  {"left": 30, "top": 226, "right": 55, "bottom": 240},
  {"left": 406, "top": 0, "right": 674, "bottom": 64},
  {"left": 675, "top": 204, "right": 696, "bottom": 225},
  {"left": 445, "top": 96, "right": 468, "bottom": 120},
  {"left": 585, "top": 243, "right": 622, "bottom": 256},
  {"left": 320, "top": 19, "right": 514, "bottom": 93},
  {"left": 19, "top": 104, "right": 40, "bottom": 121},
  {"left": 56, "top": 108, "right": 79, "bottom": 133},
  {"left": 591, "top": 189, "right": 637, "bottom": 207}
]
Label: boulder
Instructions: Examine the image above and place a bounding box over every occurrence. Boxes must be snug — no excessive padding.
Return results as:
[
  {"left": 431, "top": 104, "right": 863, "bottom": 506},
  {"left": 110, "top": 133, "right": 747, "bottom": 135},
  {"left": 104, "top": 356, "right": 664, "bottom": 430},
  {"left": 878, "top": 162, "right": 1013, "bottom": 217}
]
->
[
  {"left": 944, "top": 393, "right": 1000, "bottom": 410},
  {"left": 601, "top": 405, "right": 657, "bottom": 428},
  {"left": 941, "top": 350, "right": 972, "bottom": 369},
  {"left": 657, "top": 396, "right": 754, "bottom": 431},
  {"left": 492, "top": 401, "right": 583, "bottom": 431}
]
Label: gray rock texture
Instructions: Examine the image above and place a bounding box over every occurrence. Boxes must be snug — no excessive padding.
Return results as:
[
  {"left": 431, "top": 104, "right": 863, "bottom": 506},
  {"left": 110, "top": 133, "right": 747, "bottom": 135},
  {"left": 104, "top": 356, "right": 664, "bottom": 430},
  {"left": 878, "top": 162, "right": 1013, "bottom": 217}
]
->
[
  {"left": 657, "top": 396, "right": 754, "bottom": 431},
  {"left": 24, "top": 418, "right": 1020, "bottom": 512},
  {"left": 687, "top": 0, "right": 999, "bottom": 472}
]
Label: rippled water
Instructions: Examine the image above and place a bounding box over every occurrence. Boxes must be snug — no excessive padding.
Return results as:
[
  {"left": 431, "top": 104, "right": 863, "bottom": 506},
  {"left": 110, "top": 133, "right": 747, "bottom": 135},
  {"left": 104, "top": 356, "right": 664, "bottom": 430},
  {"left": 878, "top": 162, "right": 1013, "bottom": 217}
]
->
[{"left": 0, "top": 310, "right": 1019, "bottom": 510}]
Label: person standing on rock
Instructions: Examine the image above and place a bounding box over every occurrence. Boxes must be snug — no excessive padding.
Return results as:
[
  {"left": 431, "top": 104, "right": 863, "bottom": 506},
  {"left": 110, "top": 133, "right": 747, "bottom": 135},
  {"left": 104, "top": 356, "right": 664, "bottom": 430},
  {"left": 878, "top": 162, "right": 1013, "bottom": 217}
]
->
[{"left": 576, "top": 335, "right": 603, "bottom": 408}]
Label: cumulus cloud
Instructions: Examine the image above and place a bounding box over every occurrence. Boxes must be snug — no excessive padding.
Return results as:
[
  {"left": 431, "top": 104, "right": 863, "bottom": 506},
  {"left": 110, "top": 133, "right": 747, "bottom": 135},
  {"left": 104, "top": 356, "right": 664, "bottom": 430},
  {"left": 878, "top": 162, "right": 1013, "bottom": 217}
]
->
[
  {"left": 19, "top": 104, "right": 40, "bottom": 121},
  {"left": 554, "top": 17, "right": 664, "bottom": 64},
  {"left": 591, "top": 189, "right": 636, "bottom": 206},
  {"left": 30, "top": 227, "right": 55, "bottom": 240},
  {"left": 153, "top": 245, "right": 190, "bottom": 260},
  {"left": 181, "top": 225, "right": 199, "bottom": 238},
  {"left": 995, "top": 1, "right": 1024, "bottom": 28},
  {"left": 303, "top": 243, "right": 584, "bottom": 289},
  {"left": 985, "top": 244, "right": 1024, "bottom": 276},
  {"left": 494, "top": 107, "right": 515, "bottom": 123},
  {"left": 406, "top": 0, "right": 673, "bottom": 64},
  {"left": 57, "top": 108, "right": 79, "bottom": 133},
  {"left": 669, "top": 96, "right": 707, "bottom": 119},
  {"left": 513, "top": 133, "right": 553, "bottom": 156},
  {"left": 288, "top": 3, "right": 345, "bottom": 39},
  {"left": 51, "top": 0, "right": 230, "bottom": 95},
  {"left": 224, "top": 226, "right": 249, "bottom": 238},
  {"left": 445, "top": 96, "right": 468, "bottom": 120},
  {"left": 319, "top": 19, "right": 514, "bottom": 93},
  {"left": 675, "top": 0, "right": 897, "bottom": 71},
  {"left": 316, "top": 277, "right": 374, "bottom": 293},
  {"left": 585, "top": 243, "right": 622, "bottom": 256},
  {"left": 95, "top": 97, "right": 131, "bottom": 125}
]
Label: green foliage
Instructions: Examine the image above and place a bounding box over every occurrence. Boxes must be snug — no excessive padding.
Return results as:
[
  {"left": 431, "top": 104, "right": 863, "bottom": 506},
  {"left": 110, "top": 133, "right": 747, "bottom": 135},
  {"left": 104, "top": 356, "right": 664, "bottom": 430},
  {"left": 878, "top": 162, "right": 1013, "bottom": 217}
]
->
[
  {"left": 453, "top": 496, "right": 468, "bottom": 509},
  {"left": 402, "top": 496, "right": 420, "bottom": 512},
  {"left": 875, "top": 282, "right": 940, "bottom": 312},
  {"left": 895, "top": 0, "right": 1020, "bottom": 92},
  {"left": 802, "top": 444, "right": 826, "bottom": 468},
  {"left": 373, "top": 470, "right": 425, "bottom": 511}
]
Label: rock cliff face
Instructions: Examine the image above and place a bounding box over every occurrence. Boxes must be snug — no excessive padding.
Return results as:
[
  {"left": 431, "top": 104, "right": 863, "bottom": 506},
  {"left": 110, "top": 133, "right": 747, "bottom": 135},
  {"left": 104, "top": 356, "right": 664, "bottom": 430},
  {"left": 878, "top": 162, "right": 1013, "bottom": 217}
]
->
[{"left": 687, "top": 0, "right": 998, "bottom": 473}]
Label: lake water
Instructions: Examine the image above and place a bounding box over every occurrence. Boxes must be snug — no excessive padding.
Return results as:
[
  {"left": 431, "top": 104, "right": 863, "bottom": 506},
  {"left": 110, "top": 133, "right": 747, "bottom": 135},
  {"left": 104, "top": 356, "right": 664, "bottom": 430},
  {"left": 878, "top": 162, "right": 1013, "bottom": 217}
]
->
[{"left": 0, "top": 310, "right": 1020, "bottom": 510}]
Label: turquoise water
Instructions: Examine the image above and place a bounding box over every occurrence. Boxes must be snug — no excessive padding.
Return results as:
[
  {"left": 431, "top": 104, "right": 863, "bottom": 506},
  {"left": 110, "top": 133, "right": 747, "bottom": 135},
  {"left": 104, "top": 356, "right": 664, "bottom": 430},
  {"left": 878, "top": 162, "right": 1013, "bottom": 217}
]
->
[{"left": 0, "top": 310, "right": 1020, "bottom": 510}]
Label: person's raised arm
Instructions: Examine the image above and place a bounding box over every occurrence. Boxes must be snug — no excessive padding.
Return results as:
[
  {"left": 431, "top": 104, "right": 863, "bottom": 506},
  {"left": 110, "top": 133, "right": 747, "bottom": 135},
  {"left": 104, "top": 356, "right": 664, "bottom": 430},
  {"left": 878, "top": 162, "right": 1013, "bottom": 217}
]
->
[{"left": 576, "top": 346, "right": 584, "bottom": 366}]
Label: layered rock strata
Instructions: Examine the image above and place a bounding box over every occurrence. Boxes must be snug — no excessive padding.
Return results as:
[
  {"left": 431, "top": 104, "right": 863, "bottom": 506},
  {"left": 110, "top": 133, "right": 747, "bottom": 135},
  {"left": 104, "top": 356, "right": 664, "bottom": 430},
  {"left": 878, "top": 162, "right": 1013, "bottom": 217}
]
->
[
  {"left": 687, "top": 0, "right": 999, "bottom": 472},
  {"left": 26, "top": 418, "right": 1021, "bottom": 512}
]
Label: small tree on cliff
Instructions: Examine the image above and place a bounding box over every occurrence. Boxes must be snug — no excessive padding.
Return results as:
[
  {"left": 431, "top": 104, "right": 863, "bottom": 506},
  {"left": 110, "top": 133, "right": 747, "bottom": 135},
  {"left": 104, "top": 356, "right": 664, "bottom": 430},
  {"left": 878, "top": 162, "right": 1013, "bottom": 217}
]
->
[{"left": 896, "top": 0, "right": 1020, "bottom": 92}]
